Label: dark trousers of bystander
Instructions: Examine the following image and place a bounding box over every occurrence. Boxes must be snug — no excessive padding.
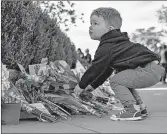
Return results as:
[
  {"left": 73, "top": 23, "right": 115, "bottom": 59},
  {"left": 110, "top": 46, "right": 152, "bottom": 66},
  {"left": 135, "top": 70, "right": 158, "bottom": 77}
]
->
[{"left": 161, "top": 63, "right": 167, "bottom": 83}]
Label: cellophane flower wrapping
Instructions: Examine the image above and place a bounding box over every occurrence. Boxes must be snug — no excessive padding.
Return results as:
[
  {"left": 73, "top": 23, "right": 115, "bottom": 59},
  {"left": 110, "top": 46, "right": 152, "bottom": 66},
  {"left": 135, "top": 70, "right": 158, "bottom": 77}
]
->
[
  {"left": 1, "top": 63, "right": 22, "bottom": 103},
  {"left": 2, "top": 59, "right": 122, "bottom": 122}
]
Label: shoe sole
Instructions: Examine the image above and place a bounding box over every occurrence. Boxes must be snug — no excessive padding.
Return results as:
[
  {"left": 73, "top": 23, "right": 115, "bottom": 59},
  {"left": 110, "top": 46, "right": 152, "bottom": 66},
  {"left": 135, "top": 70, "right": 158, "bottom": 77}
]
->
[
  {"left": 141, "top": 113, "right": 148, "bottom": 117},
  {"left": 110, "top": 116, "right": 142, "bottom": 121}
]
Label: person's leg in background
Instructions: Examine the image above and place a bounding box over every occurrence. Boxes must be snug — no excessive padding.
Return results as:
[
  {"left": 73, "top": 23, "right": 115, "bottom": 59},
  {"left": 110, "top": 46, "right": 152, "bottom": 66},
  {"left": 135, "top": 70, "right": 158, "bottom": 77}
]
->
[
  {"left": 109, "top": 62, "right": 165, "bottom": 121},
  {"left": 162, "top": 63, "right": 167, "bottom": 83},
  {"left": 165, "top": 63, "right": 167, "bottom": 83},
  {"left": 164, "top": 63, "right": 167, "bottom": 83}
]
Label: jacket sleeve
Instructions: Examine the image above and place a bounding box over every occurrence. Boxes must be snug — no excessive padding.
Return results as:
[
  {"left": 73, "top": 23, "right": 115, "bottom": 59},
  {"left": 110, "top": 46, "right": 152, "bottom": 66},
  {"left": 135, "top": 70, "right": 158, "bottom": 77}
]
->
[
  {"left": 90, "top": 66, "right": 113, "bottom": 89},
  {"left": 79, "top": 45, "right": 112, "bottom": 89}
]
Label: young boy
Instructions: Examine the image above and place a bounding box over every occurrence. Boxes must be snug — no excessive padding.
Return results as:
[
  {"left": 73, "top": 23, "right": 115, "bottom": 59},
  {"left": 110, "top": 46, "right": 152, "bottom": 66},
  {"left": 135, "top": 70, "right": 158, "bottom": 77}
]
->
[{"left": 73, "top": 7, "right": 165, "bottom": 121}]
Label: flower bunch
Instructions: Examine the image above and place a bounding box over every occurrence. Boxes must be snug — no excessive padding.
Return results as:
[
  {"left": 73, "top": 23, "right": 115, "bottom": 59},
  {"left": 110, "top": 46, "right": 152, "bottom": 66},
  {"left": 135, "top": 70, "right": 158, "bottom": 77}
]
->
[
  {"left": 1, "top": 63, "right": 21, "bottom": 103},
  {"left": 1, "top": 64, "right": 10, "bottom": 98}
]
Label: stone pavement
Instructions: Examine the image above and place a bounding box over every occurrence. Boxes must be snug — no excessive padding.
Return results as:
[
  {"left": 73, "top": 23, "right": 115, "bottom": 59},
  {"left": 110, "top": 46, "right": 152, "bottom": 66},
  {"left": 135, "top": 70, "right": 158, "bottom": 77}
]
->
[{"left": 2, "top": 84, "right": 167, "bottom": 133}]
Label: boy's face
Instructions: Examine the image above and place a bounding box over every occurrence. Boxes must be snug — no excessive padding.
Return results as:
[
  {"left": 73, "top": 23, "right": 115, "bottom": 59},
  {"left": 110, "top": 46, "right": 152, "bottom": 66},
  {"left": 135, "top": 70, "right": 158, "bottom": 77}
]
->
[{"left": 89, "top": 15, "right": 110, "bottom": 41}]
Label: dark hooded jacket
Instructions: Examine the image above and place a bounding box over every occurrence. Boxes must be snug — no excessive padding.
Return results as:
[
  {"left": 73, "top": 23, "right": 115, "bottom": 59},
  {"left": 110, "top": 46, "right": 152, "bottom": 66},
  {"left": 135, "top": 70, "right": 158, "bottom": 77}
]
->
[{"left": 79, "top": 29, "right": 160, "bottom": 89}]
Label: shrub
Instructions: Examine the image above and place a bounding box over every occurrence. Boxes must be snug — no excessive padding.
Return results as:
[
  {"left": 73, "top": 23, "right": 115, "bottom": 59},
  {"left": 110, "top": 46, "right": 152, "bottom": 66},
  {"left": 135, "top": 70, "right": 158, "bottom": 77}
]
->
[{"left": 1, "top": 1, "right": 78, "bottom": 71}]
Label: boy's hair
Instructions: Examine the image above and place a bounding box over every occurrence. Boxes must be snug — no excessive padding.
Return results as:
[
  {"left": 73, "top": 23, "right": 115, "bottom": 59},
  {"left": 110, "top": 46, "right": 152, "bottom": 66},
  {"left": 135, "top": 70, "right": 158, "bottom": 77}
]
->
[{"left": 91, "top": 7, "right": 122, "bottom": 29}]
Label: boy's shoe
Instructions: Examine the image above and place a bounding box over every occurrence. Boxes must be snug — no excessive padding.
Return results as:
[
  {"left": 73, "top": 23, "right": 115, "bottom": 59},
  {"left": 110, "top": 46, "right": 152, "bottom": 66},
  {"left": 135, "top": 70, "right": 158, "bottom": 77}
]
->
[
  {"left": 134, "top": 104, "right": 148, "bottom": 117},
  {"left": 110, "top": 104, "right": 142, "bottom": 121}
]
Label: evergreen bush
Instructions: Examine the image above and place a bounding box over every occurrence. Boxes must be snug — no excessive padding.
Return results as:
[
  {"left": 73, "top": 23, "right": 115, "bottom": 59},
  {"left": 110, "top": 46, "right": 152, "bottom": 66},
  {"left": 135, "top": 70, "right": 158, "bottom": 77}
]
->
[{"left": 2, "top": 1, "right": 78, "bottom": 71}]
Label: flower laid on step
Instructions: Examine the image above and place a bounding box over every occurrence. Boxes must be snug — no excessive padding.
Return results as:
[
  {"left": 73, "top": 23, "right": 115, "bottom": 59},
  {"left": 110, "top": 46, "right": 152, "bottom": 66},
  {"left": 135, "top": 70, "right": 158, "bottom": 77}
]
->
[
  {"left": 21, "top": 102, "right": 58, "bottom": 123},
  {"left": 37, "top": 95, "right": 71, "bottom": 120}
]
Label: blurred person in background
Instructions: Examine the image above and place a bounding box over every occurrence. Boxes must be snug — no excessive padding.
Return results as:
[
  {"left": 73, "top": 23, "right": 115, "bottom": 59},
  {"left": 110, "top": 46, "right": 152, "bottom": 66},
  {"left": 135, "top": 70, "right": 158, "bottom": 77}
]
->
[
  {"left": 77, "top": 48, "right": 88, "bottom": 69},
  {"left": 84, "top": 48, "right": 92, "bottom": 68},
  {"left": 77, "top": 48, "right": 84, "bottom": 59},
  {"left": 160, "top": 45, "right": 167, "bottom": 84}
]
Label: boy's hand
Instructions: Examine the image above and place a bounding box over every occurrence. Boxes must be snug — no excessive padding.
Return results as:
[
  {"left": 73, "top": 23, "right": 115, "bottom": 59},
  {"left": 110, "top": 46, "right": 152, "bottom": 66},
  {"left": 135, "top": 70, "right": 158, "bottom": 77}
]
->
[
  {"left": 80, "top": 90, "right": 93, "bottom": 102},
  {"left": 85, "top": 85, "right": 94, "bottom": 92},
  {"left": 73, "top": 84, "right": 84, "bottom": 97}
]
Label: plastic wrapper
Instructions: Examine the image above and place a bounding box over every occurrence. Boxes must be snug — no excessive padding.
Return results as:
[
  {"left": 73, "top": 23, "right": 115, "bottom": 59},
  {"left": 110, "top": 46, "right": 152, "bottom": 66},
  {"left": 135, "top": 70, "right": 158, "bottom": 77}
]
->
[
  {"left": 71, "top": 93, "right": 103, "bottom": 117},
  {"left": 71, "top": 60, "right": 86, "bottom": 79},
  {"left": 2, "top": 60, "right": 122, "bottom": 122},
  {"left": 44, "top": 93, "right": 88, "bottom": 114},
  {"left": 15, "top": 79, "right": 40, "bottom": 103},
  {"left": 37, "top": 96, "right": 71, "bottom": 120},
  {"left": 3, "top": 82, "right": 57, "bottom": 123},
  {"left": 49, "top": 61, "right": 78, "bottom": 84},
  {"left": 75, "top": 90, "right": 122, "bottom": 115},
  {"left": 2, "top": 78, "right": 25, "bottom": 104},
  {"left": 27, "top": 60, "right": 79, "bottom": 90},
  {"left": 81, "top": 104, "right": 102, "bottom": 118},
  {"left": 52, "top": 60, "right": 78, "bottom": 83},
  {"left": 58, "top": 104, "right": 81, "bottom": 115},
  {"left": 21, "top": 103, "right": 57, "bottom": 123}
]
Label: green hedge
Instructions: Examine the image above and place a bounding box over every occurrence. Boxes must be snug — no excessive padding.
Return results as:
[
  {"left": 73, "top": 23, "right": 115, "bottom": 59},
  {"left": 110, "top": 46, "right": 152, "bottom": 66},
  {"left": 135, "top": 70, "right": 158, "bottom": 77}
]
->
[{"left": 1, "top": 1, "right": 77, "bottom": 71}]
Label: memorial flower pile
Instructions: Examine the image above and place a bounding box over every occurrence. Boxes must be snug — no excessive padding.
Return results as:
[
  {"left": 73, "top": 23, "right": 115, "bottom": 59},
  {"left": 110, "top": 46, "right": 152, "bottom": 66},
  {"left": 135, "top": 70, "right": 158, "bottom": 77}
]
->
[{"left": 2, "top": 60, "right": 122, "bottom": 123}]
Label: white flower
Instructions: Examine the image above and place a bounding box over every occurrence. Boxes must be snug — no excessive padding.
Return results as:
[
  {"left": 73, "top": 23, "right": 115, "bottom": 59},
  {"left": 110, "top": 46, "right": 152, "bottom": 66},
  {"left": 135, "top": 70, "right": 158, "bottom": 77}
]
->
[
  {"left": 2, "top": 64, "right": 9, "bottom": 81},
  {"left": 1, "top": 64, "right": 10, "bottom": 93}
]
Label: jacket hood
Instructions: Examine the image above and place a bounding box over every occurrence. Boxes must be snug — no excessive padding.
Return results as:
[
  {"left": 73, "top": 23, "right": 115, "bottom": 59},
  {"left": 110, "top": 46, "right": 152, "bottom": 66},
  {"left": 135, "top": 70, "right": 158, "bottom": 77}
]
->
[{"left": 100, "top": 29, "right": 130, "bottom": 46}]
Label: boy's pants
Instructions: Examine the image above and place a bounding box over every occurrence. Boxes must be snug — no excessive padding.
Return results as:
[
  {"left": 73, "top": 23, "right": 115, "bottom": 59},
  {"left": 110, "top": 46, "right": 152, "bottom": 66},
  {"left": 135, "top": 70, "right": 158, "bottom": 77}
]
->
[{"left": 110, "top": 61, "right": 165, "bottom": 107}]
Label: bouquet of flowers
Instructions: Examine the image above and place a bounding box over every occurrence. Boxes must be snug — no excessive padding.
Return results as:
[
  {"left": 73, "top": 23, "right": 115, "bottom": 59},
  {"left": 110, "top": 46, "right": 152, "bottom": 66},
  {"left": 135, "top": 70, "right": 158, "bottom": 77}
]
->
[
  {"left": 44, "top": 93, "right": 86, "bottom": 115},
  {"left": 3, "top": 59, "right": 122, "bottom": 122},
  {"left": 37, "top": 95, "right": 71, "bottom": 120},
  {"left": 1, "top": 63, "right": 22, "bottom": 103},
  {"left": 42, "top": 91, "right": 102, "bottom": 117},
  {"left": 2, "top": 77, "right": 57, "bottom": 123},
  {"left": 21, "top": 103, "right": 57, "bottom": 123}
]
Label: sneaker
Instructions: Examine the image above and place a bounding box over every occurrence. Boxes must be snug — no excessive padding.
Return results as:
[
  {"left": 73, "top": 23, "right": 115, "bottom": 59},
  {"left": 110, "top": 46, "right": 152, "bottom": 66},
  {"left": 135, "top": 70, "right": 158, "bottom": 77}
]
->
[
  {"left": 110, "top": 104, "right": 142, "bottom": 121},
  {"left": 134, "top": 104, "right": 148, "bottom": 117}
]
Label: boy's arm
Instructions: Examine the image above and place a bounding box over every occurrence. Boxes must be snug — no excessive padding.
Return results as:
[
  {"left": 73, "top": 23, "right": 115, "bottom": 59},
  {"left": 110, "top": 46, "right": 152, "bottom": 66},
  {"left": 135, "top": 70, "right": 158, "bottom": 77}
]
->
[
  {"left": 79, "top": 45, "right": 112, "bottom": 89},
  {"left": 90, "top": 65, "right": 113, "bottom": 89}
]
